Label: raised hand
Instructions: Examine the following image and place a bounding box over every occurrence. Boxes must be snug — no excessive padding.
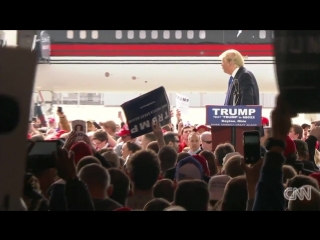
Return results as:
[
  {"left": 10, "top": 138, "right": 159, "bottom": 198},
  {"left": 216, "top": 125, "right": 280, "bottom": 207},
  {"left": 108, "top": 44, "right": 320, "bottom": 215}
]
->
[
  {"left": 176, "top": 109, "right": 181, "bottom": 120},
  {"left": 63, "top": 131, "right": 77, "bottom": 150},
  {"left": 118, "top": 111, "right": 124, "bottom": 121},
  {"left": 54, "top": 147, "right": 76, "bottom": 181},
  {"left": 240, "top": 157, "right": 264, "bottom": 200},
  {"left": 152, "top": 120, "right": 163, "bottom": 137},
  {"left": 240, "top": 158, "right": 264, "bottom": 185},
  {"left": 271, "top": 95, "right": 297, "bottom": 141}
]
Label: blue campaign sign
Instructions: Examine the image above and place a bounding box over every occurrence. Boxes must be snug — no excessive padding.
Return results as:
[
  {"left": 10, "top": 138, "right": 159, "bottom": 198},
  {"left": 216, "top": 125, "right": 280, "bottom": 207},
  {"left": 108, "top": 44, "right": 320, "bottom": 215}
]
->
[
  {"left": 206, "top": 105, "right": 262, "bottom": 127},
  {"left": 121, "top": 86, "right": 171, "bottom": 138}
]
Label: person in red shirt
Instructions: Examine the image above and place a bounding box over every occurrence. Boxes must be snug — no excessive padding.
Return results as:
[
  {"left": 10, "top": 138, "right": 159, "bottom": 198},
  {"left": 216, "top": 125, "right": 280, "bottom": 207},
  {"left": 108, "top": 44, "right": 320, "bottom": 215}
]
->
[{"left": 178, "top": 126, "right": 192, "bottom": 152}]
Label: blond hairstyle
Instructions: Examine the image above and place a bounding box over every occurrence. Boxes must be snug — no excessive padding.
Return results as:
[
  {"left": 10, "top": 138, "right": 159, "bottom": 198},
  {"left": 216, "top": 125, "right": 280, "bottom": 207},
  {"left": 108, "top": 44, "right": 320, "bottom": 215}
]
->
[
  {"left": 188, "top": 131, "right": 200, "bottom": 140},
  {"left": 219, "top": 49, "right": 244, "bottom": 68}
]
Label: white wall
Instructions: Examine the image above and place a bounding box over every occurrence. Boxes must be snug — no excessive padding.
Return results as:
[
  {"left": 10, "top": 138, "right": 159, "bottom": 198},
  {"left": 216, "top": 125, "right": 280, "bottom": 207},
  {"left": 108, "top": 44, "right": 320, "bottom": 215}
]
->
[{"left": 2, "top": 30, "right": 17, "bottom": 47}]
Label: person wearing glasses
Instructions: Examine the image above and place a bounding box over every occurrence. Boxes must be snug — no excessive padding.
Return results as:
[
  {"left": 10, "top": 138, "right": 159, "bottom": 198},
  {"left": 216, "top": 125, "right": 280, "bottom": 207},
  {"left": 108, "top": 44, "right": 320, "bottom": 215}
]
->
[{"left": 200, "top": 132, "right": 212, "bottom": 152}]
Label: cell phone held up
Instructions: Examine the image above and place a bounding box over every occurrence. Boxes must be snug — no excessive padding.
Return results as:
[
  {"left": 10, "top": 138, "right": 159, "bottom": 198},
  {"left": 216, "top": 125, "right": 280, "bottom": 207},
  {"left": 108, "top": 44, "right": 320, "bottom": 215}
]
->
[{"left": 243, "top": 130, "right": 261, "bottom": 164}]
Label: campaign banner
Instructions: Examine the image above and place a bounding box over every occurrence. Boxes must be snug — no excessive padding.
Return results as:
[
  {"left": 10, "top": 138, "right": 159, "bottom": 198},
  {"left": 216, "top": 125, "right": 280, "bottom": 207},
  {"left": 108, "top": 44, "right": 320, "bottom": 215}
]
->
[
  {"left": 121, "top": 86, "right": 171, "bottom": 138},
  {"left": 175, "top": 93, "right": 189, "bottom": 115},
  {"left": 206, "top": 105, "right": 262, "bottom": 126},
  {"left": 0, "top": 47, "right": 38, "bottom": 210}
]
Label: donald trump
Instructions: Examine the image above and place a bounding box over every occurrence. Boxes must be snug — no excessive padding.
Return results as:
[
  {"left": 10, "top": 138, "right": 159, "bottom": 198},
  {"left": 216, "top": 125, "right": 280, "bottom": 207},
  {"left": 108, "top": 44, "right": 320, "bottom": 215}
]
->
[{"left": 220, "top": 49, "right": 260, "bottom": 106}]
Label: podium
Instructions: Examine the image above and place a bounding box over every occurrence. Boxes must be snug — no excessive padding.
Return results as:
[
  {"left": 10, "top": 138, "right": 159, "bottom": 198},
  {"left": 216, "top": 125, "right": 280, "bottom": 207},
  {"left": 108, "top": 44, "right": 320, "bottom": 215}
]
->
[{"left": 206, "top": 105, "right": 263, "bottom": 155}]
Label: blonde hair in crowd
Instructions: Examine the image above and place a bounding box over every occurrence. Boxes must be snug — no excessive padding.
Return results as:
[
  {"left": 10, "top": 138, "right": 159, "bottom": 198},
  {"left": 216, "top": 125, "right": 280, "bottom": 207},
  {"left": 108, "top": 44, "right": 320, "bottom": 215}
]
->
[
  {"left": 188, "top": 131, "right": 200, "bottom": 140},
  {"left": 219, "top": 49, "right": 245, "bottom": 68}
]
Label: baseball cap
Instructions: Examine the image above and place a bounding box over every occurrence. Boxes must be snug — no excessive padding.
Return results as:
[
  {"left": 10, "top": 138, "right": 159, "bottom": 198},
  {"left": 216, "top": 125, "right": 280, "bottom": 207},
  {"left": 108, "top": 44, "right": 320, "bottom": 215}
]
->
[
  {"left": 48, "top": 117, "right": 55, "bottom": 124},
  {"left": 175, "top": 156, "right": 203, "bottom": 181},
  {"left": 208, "top": 175, "right": 231, "bottom": 200},
  {"left": 192, "top": 154, "right": 210, "bottom": 176},
  {"left": 195, "top": 125, "right": 210, "bottom": 132},
  {"left": 284, "top": 135, "right": 297, "bottom": 158},
  {"left": 261, "top": 117, "right": 269, "bottom": 126},
  {"left": 309, "top": 172, "right": 320, "bottom": 186},
  {"left": 184, "top": 121, "right": 192, "bottom": 127},
  {"left": 116, "top": 125, "right": 130, "bottom": 137}
]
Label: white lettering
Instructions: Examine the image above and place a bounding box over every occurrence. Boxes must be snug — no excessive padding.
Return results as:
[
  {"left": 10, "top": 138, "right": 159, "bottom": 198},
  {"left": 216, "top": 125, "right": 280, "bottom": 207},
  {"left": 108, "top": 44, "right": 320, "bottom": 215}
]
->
[
  {"left": 212, "top": 108, "right": 220, "bottom": 115},
  {"left": 229, "top": 109, "right": 237, "bottom": 115},
  {"left": 131, "top": 125, "right": 139, "bottom": 134},
  {"left": 158, "top": 114, "right": 164, "bottom": 122},
  {"left": 129, "top": 117, "right": 140, "bottom": 124},
  {"left": 221, "top": 109, "right": 228, "bottom": 115},
  {"left": 139, "top": 121, "right": 150, "bottom": 130},
  {"left": 152, "top": 117, "right": 157, "bottom": 123},
  {"left": 238, "top": 109, "right": 247, "bottom": 115},
  {"left": 284, "top": 187, "right": 312, "bottom": 201},
  {"left": 249, "top": 109, "right": 256, "bottom": 115},
  {"left": 211, "top": 108, "right": 256, "bottom": 116},
  {"left": 164, "top": 111, "right": 169, "bottom": 119}
]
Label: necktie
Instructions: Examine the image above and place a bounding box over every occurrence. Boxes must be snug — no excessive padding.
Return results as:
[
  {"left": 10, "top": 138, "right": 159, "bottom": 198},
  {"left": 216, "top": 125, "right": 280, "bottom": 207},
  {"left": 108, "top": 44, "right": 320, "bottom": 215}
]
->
[
  {"left": 228, "top": 76, "right": 233, "bottom": 86},
  {"left": 224, "top": 76, "right": 233, "bottom": 105}
]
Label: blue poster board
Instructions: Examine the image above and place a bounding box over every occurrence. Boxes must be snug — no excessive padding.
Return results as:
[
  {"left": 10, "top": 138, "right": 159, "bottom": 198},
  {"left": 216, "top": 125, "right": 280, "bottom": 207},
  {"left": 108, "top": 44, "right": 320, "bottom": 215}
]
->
[
  {"left": 206, "top": 105, "right": 262, "bottom": 126},
  {"left": 121, "top": 86, "right": 171, "bottom": 138}
]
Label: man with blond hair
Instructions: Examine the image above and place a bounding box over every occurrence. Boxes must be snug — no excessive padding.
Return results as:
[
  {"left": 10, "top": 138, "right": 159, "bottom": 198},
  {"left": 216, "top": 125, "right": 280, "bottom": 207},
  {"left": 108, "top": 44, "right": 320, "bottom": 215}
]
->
[{"left": 219, "top": 49, "right": 260, "bottom": 106}]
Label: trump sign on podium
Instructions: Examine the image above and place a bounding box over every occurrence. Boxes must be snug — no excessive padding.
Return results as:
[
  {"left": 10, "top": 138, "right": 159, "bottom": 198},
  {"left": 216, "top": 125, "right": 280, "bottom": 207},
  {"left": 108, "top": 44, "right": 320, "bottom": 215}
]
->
[
  {"left": 121, "top": 86, "right": 171, "bottom": 138},
  {"left": 206, "top": 105, "right": 262, "bottom": 126}
]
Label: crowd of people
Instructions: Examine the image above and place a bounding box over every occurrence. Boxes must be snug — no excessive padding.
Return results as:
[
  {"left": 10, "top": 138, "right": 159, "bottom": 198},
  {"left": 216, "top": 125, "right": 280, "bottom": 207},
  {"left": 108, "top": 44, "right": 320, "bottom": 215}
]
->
[{"left": 24, "top": 97, "right": 320, "bottom": 211}]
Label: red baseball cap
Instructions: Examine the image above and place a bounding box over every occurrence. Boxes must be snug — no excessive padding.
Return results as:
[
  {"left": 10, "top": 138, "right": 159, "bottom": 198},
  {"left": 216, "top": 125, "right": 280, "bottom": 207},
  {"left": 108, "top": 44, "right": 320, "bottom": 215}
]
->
[
  {"left": 48, "top": 117, "right": 55, "bottom": 124},
  {"left": 309, "top": 172, "right": 320, "bottom": 186},
  {"left": 195, "top": 125, "right": 210, "bottom": 132},
  {"left": 262, "top": 117, "right": 269, "bottom": 126},
  {"left": 116, "top": 125, "right": 130, "bottom": 137},
  {"left": 284, "top": 135, "right": 297, "bottom": 158}
]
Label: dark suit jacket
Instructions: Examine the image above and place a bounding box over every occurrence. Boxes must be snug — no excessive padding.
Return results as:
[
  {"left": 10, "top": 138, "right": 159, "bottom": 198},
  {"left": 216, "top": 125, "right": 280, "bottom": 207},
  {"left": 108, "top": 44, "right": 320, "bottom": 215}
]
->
[{"left": 227, "top": 67, "right": 260, "bottom": 106}]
